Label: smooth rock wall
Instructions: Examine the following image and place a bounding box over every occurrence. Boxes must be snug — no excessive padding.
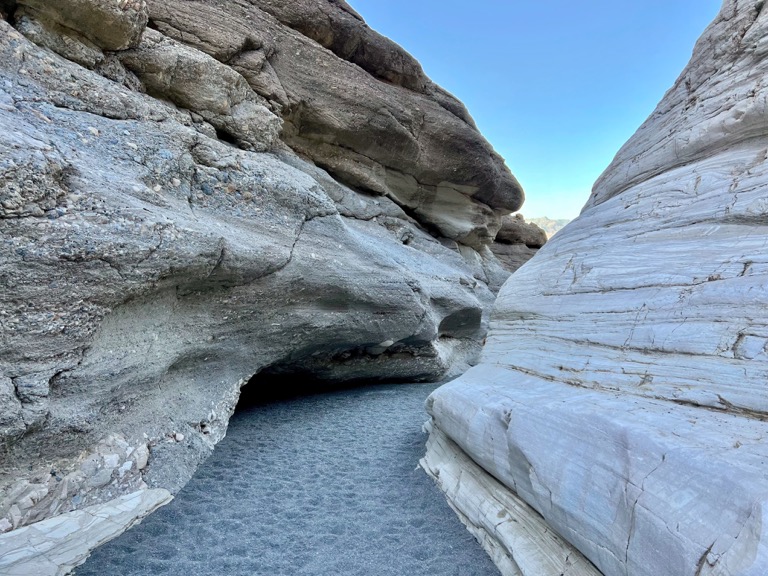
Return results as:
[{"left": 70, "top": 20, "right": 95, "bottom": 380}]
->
[{"left": 427, "top": 1, "right": 768, "bottom": 575}]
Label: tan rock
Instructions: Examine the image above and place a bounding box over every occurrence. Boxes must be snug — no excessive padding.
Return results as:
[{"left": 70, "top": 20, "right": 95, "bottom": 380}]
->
[
  {"left": 119, "top": 28, "right": 282, "bottom": 152},
  {"left": 18, "top": 0, "right": 148, "bottom": 51}
]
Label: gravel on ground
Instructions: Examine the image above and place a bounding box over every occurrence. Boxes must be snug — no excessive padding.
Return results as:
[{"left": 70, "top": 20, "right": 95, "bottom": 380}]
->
[{"left": 75, "top": 381, "right": 499, "bottom": 576}]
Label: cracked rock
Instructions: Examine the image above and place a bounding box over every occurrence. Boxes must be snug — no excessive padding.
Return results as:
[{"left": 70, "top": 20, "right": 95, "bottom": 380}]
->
[
  {"left": 426, "top": 1, "right": 768, "bottom": 575},
  {"left": 0, "top": 0, "right": 533, "bottom": 555}
]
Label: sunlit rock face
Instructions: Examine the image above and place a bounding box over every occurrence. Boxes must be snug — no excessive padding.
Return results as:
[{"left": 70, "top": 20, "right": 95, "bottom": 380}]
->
[
  {"left": 0, "top": 0, "right": 526, "bottom": 552},
  {"left": 144, "top": 0, "right": 524, "bottom": 248},
  {"left": 426, "top": 2, "right": 768, "bottom": 575}
]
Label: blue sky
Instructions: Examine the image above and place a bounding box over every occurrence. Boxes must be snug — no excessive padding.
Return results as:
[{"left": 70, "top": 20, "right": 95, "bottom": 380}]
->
[{"left": 346, "top": 1, "right": 723, "bottom": 219}]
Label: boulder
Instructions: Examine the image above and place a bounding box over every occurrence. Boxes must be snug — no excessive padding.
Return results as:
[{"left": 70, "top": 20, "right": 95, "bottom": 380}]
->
[
  {"left": 145, "top": 0, "right": 523, "bottom": 247},
  {"left": 494, "top": 214, "right": 547, "bottom": 248},
  {"left": 491, "top": 213, "right": 548, "bottom": 272},
  {"left": 426, "top": 1, "right": 768, "bottom": 575}
]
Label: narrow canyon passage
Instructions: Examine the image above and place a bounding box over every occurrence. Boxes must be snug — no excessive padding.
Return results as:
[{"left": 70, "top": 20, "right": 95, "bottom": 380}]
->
[{"left": 74, "top": 382, "right": 499, "bottom": 576}]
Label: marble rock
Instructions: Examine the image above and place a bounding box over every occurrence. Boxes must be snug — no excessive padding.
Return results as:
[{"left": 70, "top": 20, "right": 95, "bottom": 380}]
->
[
  {"left": 421, "top": 421, "right": 601, "bottom": 576},
  {"left": 427, "top": 2, "right": 768, "bottom": 575},
  {"left": 0, "top": 489, "right": 171, "bottom": 576}
]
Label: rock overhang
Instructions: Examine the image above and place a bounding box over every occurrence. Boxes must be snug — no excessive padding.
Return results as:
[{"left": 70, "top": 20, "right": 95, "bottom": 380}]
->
[{"left": 0, "top": 1, "right": 532, "bottom": 561}]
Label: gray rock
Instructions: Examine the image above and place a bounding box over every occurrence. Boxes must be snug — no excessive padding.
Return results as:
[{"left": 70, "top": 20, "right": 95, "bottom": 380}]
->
[
  {"left": 0, "top": 1, "right": 520, "bottom": 549},
  {"left": 0, "top": 378, "right": 25, "bottom": 439},
  {"left": 494, "top": 213, "right": 547, "bottom": 247},
  {"left": 488, "top": 243, "right": 539, "bottom": 273},
  {"left": 15, "top": 6, "right": 105, "bottom": 69},
  {"left": 145, "top": 0, "right": 523, "bottom": 246},
  {"left": 17, "top": 0, "right": 148, "bottom": 51},
  {"left": 118, "top": 28, "right": 282, "bottom": 152},
  {"left": 247, "top": 0, "right": 427, "bottom": 93},
  {"left": 490, "top": 213, "right": 548, "bottom": 272}
]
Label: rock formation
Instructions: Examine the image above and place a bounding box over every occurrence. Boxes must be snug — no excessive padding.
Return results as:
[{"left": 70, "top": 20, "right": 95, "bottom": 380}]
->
[
  {"left": 0, "top": 0, "right": 528, "bottom": 567},
  {"left": 490, "top": 213, "right": 548, "bottom": 272},
  {"left": 424, "top": 1, "right": 768, "bottom": 575}
]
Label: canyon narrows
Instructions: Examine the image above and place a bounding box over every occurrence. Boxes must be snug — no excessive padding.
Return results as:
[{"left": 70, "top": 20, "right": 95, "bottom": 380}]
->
[
  {"left": 2, "top": 1, "right": 765, "bottom": 576},
  {"left": 75, "top": 382, "right": 503, "bottom": 576}
]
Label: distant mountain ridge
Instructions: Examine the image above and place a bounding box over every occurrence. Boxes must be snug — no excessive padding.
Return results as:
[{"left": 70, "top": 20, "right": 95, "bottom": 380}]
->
[{"left": 526, "top": 216, "right": 571, "bottom": 238}]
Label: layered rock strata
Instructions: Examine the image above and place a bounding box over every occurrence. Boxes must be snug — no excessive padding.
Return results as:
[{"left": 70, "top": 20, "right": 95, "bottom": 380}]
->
[
  {"left": 0, "top": 0, "right": 526, "bottom": 564},
  {"left": 145, "top": 0, "right": 524, "bottom": 247},
  {"left": 0, "top": 489, "right": 171, "bottom": 576},
  {"left": 426, "top": 2, "right": 768, "bottom": 575},
  {"left": 489, "top": 213, "right": 548, "bottom": 272}
]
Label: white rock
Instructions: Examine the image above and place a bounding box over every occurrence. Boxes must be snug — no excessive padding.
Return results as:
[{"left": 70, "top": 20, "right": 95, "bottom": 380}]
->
[
  {"left": 117, "top": 461, "right": 133, "bottom": 478},
  {"left": 102, "top": 454, "right": 120, "bottom": 469},
  {"left": 131, "top": 444, "right": 149, "bottom": 470},
  {"left": 421, "top": 421, "right": 601, "bottom": 576},
  {"left": 427, "top": 2, "right": 768, "bottom": 575},
  {"left": 0, "top": 519, "right": 12, "bottom": 534},
  {"left": 0, "top": 489, "right": 172, "bottom": 576}
]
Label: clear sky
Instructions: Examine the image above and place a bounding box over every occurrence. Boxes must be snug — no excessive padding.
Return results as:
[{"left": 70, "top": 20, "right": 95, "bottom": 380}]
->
[{"left": 346, "top": 1, "right": 723, "bottom": 219}]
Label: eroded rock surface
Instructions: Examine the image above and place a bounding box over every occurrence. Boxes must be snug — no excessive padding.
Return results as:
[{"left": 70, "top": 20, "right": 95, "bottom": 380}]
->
[
  {"left": 427, "top": 2, "right": 768, "bottom": 575},
  {"left": 18, "top": 0, "right": 149, "bottom": 51},
  {"left": 490, "top": 213, "right": 547, "bottom": 272},
  {"left": 145, "top": 0, "right": 523, "bottom": 247},
  {"left": 0, "top": 0, "right": 526, "bottom": 559}
]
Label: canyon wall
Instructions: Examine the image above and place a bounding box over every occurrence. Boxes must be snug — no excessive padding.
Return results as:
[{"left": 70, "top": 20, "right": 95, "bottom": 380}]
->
[
  {"left": 0, "top": 0, "right": 533, "bottom": 567},
  {"left": 425, "top": 1, "right": 768, "bottom": 575}
]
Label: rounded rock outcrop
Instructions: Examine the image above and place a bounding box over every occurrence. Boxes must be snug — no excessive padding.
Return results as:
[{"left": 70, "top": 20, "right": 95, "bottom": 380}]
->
[
  {"left": 18, "top": 0, "right": 149, "bottom": 51},
  {"left": 0, "top": 1, "right": 531, "bottom": 566}
]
